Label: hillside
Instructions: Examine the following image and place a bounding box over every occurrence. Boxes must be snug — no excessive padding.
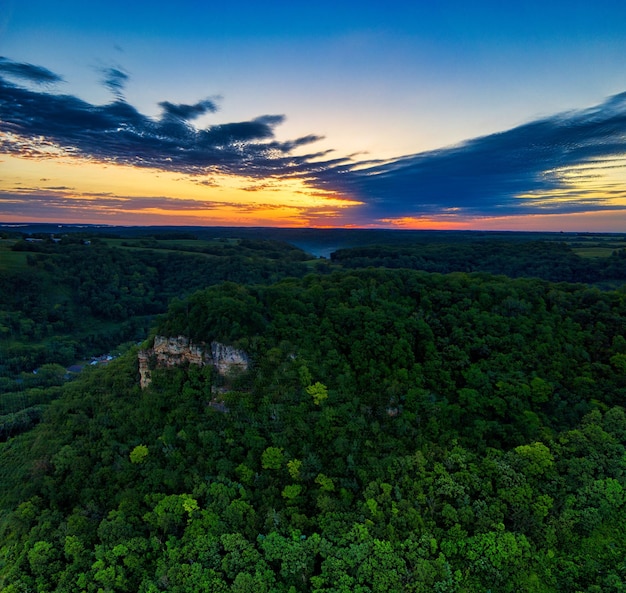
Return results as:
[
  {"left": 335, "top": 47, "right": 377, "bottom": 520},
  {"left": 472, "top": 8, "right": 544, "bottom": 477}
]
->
[{"left": 1, "top": 268, "right": 625, "bottom": 591}]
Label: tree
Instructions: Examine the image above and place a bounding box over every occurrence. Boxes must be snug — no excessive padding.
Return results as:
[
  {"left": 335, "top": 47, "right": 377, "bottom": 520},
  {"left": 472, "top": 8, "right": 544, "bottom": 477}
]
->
[
  {"left": 306, "top": 382, "right": 328, "bottom": 405},
  {"left": 129, "top": 444, "right": 149, "bottom": 464},
  {"left": 261, "top": 447, "right": 284, "bottom": 470}
]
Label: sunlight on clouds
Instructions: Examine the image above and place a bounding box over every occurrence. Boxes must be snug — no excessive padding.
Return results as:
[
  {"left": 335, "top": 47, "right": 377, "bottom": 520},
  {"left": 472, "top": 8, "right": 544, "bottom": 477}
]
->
[
  {"left": 514, "top": 158, "right": 626, "bottom": 210},
  {"left": 377, "top": 157, "right": 626, "bottom": 231},
  {"left": 0, "top": 154, "right": 363, "bottom": 226}
]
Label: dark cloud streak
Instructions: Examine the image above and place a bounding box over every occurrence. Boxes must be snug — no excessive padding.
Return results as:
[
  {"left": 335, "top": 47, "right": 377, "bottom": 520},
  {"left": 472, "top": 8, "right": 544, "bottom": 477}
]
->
[
  {"left": 159, "top": 99, "right": 218, "bottom": 121},
  {"left": 329, "top": 91, "right": 626, "bottom": 218},
  {"left": 0, "top": 56, "right": 63, "bottom": 85},
  {"left": 101, "top": 66, "right": 129, "bottom": 100}
]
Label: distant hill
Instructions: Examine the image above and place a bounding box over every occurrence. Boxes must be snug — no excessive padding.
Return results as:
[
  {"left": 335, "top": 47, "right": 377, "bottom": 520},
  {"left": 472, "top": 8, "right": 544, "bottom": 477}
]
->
[{"left": 4, "top": 222, "right": 625, "bottom": 258}]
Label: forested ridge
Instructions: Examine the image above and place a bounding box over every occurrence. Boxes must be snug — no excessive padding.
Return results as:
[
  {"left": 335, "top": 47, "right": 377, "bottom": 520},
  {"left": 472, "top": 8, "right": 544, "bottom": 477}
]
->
[
  {"left": 1, "top": 265, "right": 626, "bottom": 591},
  {"left": 331, "top": 240, "right": 626, "bottom": 285},
  {"left": 0, "top": 236, "right": 312, "bottom": 374}
]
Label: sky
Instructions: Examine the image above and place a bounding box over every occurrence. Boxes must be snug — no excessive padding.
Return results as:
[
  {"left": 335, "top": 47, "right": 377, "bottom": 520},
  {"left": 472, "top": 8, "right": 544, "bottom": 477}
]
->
[{"left": 2, "top": 1, "right": 626, "bottom": 230}]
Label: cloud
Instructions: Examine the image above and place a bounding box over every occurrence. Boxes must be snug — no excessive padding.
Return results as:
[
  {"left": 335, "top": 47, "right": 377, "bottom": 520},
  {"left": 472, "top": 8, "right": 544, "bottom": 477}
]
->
[
  {"left": 0, "top": 56, "right": 63, "bottom": 85},
  {"left": 99, "top": 66, "right": 130, "bottom": 100},
  {"left": 0, "top": 187, "right": 326, "bottom": 225},
  {"left": 329, "top": 91, "right": 626, "bottom": 219},
  {"left": 0, "top": 57, "right": 334, "bottom": 181},
  {"left": 159, "top": 99, "right": 218, "bottom": 121},
  {"left": 0, "top": 188, "right": 232, "bottom": 213},
  {"left": 199, "top": 117, "right": 283, "bottom": 145},
  {"left": 2, "top": 56, "right": 626, "bottom": 224}
]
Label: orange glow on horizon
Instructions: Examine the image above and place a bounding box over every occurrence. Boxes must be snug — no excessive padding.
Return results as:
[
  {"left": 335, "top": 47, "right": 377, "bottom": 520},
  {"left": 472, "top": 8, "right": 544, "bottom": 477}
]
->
[
  {"left": 0, "top": 154, "right": 364, "bottom": 227},
  {"left": 378, "top": 216, "right": 473, "bottom": 230},
  {"left": 4, "top": 152, "right": 626, "bottom": 232}
]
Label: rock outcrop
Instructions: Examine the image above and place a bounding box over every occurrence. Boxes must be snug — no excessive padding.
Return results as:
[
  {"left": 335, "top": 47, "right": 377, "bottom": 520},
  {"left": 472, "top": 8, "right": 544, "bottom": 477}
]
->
[{"left": 138, "top": 335, "right": 249, "bottom": 389}]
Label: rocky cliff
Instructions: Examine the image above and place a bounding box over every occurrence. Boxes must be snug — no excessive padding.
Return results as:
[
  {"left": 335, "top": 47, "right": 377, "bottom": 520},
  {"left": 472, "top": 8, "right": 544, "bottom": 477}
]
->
[{"left": 138, "top": 335, "right": 249, "bottom": 389}]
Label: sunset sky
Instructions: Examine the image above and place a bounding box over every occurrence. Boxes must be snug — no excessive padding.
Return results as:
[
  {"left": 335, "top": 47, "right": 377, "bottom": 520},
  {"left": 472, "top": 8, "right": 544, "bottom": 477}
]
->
[{"left": 2, "top": 0, "right": 626, "bottom": 230}]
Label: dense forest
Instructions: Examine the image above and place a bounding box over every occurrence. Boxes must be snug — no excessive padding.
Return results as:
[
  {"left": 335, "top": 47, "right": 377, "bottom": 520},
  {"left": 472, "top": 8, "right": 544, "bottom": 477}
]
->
[
  {"left": 331, "top": 240, "right": 626, "bottom": 285},
  {"left": 0, "top": 232, "right": 315, "bottom": 473},
  {"left": 1, "top": 228, "right": 626, "bottom": 591}
]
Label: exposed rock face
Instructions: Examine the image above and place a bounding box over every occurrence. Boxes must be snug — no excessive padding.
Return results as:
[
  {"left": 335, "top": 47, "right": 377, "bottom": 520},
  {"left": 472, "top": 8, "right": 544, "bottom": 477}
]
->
[
  {"left": 211, "top": 342, "right": 250, "bottom": 376},
  {"left": 138, "top": 335, "right": 249, "bottom": 389}
]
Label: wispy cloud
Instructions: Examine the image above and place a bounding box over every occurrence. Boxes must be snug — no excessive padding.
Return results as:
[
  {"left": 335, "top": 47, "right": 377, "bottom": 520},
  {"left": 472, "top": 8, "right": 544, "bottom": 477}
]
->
[
  {"left": 0, "top": 58, "right": 336, "bottom": 182},
  {"left": 0, "top": 56, "right": 63, "bottom": 85},
  {"left": 334, "top": 92, "right": 626, "bottom": 220},
  {"left": 100, "top": 66, "right": 129, "bottom": 100},
  {"left": 0, "top": 188, "right": 266, "bottom": 214},
  {"left": 0, "top": 187, "right": 343, "bottom": 227},
  {"left": 2, "top": 56, "right": 626, "bottom": 224}
]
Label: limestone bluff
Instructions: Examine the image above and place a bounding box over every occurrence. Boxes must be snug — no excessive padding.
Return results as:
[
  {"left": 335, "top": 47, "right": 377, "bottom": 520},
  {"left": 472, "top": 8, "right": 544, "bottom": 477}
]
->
[{"left": 138, "top": 335, "right": 249, "bottom": 389}]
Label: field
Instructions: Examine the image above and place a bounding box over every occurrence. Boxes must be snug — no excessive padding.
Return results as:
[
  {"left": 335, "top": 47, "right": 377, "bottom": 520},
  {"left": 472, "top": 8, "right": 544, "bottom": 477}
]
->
[
  {"left": 567, "top": 234, "right": 626, "bottom": 258},
  {"left": 0, "top": 240, "right": 28, "bottom": 271}
]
